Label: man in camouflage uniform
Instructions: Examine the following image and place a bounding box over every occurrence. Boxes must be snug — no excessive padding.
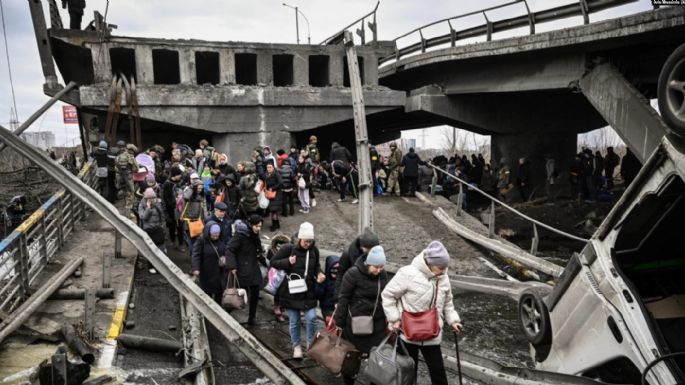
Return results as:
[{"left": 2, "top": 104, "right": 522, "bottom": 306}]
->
[
  {"left": 386, "top": 142, "right": 402, "bottom": 196},
  {"left": 115, "top": 143, "right": 139, "bottom": 212}
]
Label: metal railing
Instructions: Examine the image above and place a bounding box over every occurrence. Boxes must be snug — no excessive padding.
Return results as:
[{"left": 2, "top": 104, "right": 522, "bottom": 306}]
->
[
  {"left": 379, "top": 0, "right": 637, "bottom": 65},
  {"left": 320, "top": 1, "right": 379, "bottom": 45},
  {"left": 0, "top": 161, "right": 96, "bottom": 314},
  {"left": 426, "top": 163, "right": 588, "bottom": 257}
]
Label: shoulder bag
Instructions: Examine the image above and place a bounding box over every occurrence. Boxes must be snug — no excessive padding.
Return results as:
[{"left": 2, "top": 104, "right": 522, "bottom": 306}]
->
[
  {"left": 401, "top": 282, "right": 440, "bottom": 342},
  {"left": 181, "top": 202, "right": 204, "bottom": 238},
  {"left": 287, "top": 251, "right": 309, "bottom": 294},
  {"left": 349, "top": 277, "right": 380, "bottom": 336},
  {"left": 221, "top": 271, "right": 247, "bottom": 311},
  {"left": 364, "top": 332, "right": 415, "bottom": 385},
  {"left": 265, "top": 189, "right": 277, "bottom": 200}
]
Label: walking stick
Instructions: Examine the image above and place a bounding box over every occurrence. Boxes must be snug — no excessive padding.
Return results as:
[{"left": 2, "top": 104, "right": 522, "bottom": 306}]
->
[{"left": 454, "top": 331, "right": 463, "bottom": 385}]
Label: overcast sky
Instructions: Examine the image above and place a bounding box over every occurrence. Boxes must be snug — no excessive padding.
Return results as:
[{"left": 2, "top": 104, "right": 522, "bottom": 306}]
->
[{"left": 0, "top": 0, "right": 654, "bottom": 148}]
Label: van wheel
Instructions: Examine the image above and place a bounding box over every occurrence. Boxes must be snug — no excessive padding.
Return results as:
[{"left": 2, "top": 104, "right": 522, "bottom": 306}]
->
[
  {"left": 658, "top": 42, "right": 685, "bottom": 136},
  {"left": 518, "top": 288, "right": 551, "bottom": 346}
]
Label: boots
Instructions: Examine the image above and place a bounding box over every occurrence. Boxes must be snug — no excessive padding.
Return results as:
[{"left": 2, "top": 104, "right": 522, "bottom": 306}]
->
[{"left": 269, "top": 219, "right": 280, "bottom": 231}]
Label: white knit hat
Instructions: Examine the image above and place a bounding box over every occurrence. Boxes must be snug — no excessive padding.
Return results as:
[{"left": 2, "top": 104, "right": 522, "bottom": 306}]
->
[{"left": 298, "top": 222, "right": 315, "bottom": 240}]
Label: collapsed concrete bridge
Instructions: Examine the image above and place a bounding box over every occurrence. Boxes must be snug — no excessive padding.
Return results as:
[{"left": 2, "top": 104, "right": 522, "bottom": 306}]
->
[{"left": 28, "top": 0, "right": 685, "bottom": 178}]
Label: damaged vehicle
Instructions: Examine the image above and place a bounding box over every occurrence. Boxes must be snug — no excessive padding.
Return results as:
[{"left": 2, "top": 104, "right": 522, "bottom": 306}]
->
[{"left": 519, "top": 43, "right": 685, "bottom": 385}]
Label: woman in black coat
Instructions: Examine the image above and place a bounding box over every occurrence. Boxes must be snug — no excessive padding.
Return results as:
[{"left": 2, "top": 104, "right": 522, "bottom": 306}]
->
[
  {"left": 264, "top": 163, "right": 283, "bottom": 231},
  {"left": 269, "top": 222, "right": 326, "bottom": 358},
  {"left": 334, "top": 245, "right": 389, "bottom": 385},
  {"left": 191, "top": 221, "right": 226, "bottom": 302},
  {"left": 225, "top": 214, "right": 265, "bottom": 325}
]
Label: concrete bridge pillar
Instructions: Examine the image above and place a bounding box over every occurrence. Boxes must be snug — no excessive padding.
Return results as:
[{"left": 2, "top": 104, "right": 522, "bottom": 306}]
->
[{"left": 491, "top": 131, "right": 576, "bottom": 200}]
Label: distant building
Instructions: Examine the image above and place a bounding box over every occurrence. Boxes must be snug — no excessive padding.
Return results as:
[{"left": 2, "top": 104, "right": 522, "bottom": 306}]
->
[{"left": 21, "top": 131, "right": 55, "bottom": 150}]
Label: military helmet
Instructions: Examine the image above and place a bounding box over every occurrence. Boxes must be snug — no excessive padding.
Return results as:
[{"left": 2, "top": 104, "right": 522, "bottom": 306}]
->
[
  {"left": 310, "top": 135, "right": 317, "bottom": 143},
  {"left": 116, "top": 140, "right": 126, "bottom": 147},
  {"left": 389, "top": 142, "right": 397, "bottom": 148},
  {"left": 126, "top": 143, "right": 138, "bottom": 153},
  {"left": 98, "top": 140, "right": 107, "bottom": 150}
]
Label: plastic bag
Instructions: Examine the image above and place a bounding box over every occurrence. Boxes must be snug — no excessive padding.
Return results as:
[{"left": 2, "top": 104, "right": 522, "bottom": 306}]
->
[
  {"left": 258, "top": 191, "right": 269, "bottom": 209},
  {"left": 265, "top": 268, "right": 286, "bottom": 294}
]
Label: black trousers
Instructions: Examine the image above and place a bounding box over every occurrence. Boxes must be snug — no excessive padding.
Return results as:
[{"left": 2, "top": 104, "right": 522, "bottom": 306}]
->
[
  {"left": 246, "top": 285, "right": 260, "bottom": 322},
  {"left": 69, "top": 12, "right": 82, "bottom": 30},
  {"left": 405, "top": 176, "right": 418, "bottom": 195},
  {"left": 403, "top": 342, "right": 448, "bottom": 385},
  {"left": 281, "top": 190, "right": 294, "bottom": 215}
]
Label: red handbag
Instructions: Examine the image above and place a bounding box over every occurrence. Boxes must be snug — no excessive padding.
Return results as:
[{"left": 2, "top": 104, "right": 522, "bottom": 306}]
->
[
  {"left": 265, "top": 189, "right": 277, "bottom": 200},
  {"left": 401, "top": 283, "right": 440, "bottom": 342}
]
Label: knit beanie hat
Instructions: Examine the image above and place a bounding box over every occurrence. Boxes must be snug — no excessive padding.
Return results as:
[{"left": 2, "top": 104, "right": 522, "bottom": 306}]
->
[
  {"left": 298, "top": 222, "right": 315, "bottom": 240},
  {"left": 423, "top": 240, "right": 449, "bottom": 268},
  {"left": 209, "top": 224, "right": 221, "bottom": 236},
  {"left": 365, "top": 245, "right": 386, "bottom": 266},
  {"left": 145, "top": 173, "right": 156, "bottom": 185},
  {"left": 143, "top": 188, "right": 156, "bottom": 199},
  {"left": 359, "top": 227, "right": 379, "bottom": 248}
]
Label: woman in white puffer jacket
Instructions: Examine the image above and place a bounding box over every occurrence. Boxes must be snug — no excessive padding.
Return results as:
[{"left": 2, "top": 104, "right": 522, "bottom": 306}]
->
[{"left": 381, "top": 240, "right": 463, "bottom": 385}]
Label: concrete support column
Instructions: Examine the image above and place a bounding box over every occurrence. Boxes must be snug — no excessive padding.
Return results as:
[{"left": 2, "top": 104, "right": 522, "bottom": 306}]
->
[
  {"left": 179, "top": 49, "right": 196, "bottom": 85},
  {"left": 329, "top": 55, "right": 344, "bottom": 86},
  {"left": 364, "top": 54, "right": 379, "bottom": 86},
  {"left": 135, "top": 45, "right": 154, "bottom": 85},
  {"left": 491, "top": 131, "right": 577, "bottom": 199},
  {"left": 257, "top": 53, "right": 273, "bottom": 85},
  {"left": 220, "top": 49, "right": 235, "bottom": 85},
  {"left": 89, "top": 43, "right": 112, "bottom": 83},
  {"left": 293, "top": 53, "right": 308, "bottom": 86}
]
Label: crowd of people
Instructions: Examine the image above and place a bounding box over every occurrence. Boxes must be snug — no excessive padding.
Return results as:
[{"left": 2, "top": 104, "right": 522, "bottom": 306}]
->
[{"left": 88, "top": 137, "right": 465, "bottom": 384}]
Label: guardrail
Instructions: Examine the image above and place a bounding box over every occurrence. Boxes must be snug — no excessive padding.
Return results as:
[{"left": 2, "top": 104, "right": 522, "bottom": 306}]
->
[
  {"left": 320, "top": 1, "right": 379, "bottom": 45},
  {"left": 378, "top": 0, "right": 637, "bottom": 65},
  {"left": 426, "top": 162, "right": 589, "bottom": 253},
  {"left": 0, "top": 161, "right": 96, "bottom": 315}
]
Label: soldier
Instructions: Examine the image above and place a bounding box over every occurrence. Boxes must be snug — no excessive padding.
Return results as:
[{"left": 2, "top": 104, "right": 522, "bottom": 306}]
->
[
  {"left": 62, "top": 0, "right": 86, "bottom": 30},
  {"left": 306, "top": 135, "right": 320, "bottom": 163},
  {"left": 116, "top": 143, "right": 139, "bottom": 214},
  {"left": 386, "top": 142, "right": 402, "bottom": 196}
]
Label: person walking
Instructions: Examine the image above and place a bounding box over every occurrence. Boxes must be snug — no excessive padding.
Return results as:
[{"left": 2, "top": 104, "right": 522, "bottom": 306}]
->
[
  {"left": 278, "top": 160, "right": 295, "bottom": 217},
  {"left": 269, "top": 222, "right": 325, "bottom": 358},
  {"left": 382, "top": 241, "right": 463, "bottom": 385},
  {"left": 62, "top": 0, "right": 85, "bottom": 30},
  {"left": 206, "top": 202, "right": 233, "bottom": 247},
  {"left": 115, "top": 143, "right": 139, "bottom": 215},
  {"left": 215, "top": 174, "right": 241, "bottom": 220},
  {"left": 181, "top": 180, "right": 206, "bottom": 252},
  {"left": 387, "top": 142, "right": 403, "bottom": 196},
  {"left": 296, "top": 155, "right": 312, "bottom": 214},
  {"left": 238, "top": 162, "right": 260, "bottom": 218},
  {"left": 138, "top": 187, "right": 166, "bottom": 274},
  {"left": 264, "top": 163, "right": 283, "bottom": 231},
  {"left": 267, "top": 234, "right": 291, "bottom": 322},
  {"left": 401, "top": 148, "right": 425, "bottom": 197},
  {"left": 335, "top": 245, "right": 389, "bottom": 385},
  {"left": 604, "top": 146, "right": 620, "bottom": 189},
  {"left": 191, "top": 223, "right": 227, "bottom": 303},
  {"left": 516, "top": 157, "right": 532, "bottom": 202},
  {"left": 225, "top": 215, "right": 265, "bottom": 326}
]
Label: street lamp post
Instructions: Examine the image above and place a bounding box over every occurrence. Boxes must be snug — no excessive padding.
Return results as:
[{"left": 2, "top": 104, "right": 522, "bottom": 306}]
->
[{"left": 283, "top": 3, "right": 310, "bottom": 45}]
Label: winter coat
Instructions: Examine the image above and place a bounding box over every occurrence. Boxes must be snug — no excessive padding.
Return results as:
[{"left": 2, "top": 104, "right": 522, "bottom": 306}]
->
[
  {"left": 335, "top": 237, "right": 366, "bottom": 298},
  {"left": 369, "top": 147, "right": 381, "bottom": 171},
  {"left": 218, "top": 163, "right": 239, "bottom": 183},
  {"left": 254, "top": 156, "right": 266, "bottom": 179},
  {"left": 92, "top": 147, "right": 108, "bottom": 175},
  {"left": 206, "top": 213, "right": 232, "bottom": 247},
  {"left": 279, "top": 164, "right": 294, "bottom": 191},
  {"left": 264, "top": 170, "right": 283, "bottom": 213},
  {"left": 138, "top": 199, "right": 165, "bottom": 231},
  {"left": 217, "top": 183, "right": 241, "bottom": 219},
  {"left": 314, "top": 255, "right": 340, "bottom": 313},
  {"left": 335, "top": 257, "right": 389, "bottom": 354},
  {"left": 270, "top": 243, "right": 322, "bottom": 310},
  {"left": 239, "top": 171, "right": 259, "bottom": 213},
  {"left": 401, "top": 152, "right": 424, "bottom": 178},
  {"left": 191, "top": 222, "right": 227, "bottom": 295},
  {"left": 330, "top": 142, "right": 354, "bottom": 166},
  {"left": 381, "top": 253, "right": 460, "bottom": 346},
  {"left": 225, "top": 220, "right": 265, "bottom": 288},
  {"left": 182, "top": 189, "right": 205, "bottom": 221},
  {"left": 517, "top": 161, "right": 531, "bottom": 187}
]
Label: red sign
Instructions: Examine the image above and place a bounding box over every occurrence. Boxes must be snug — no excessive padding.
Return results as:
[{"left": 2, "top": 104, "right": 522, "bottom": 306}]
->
[{"left": 62, "top": 105, "right": 78, "bottom": 124}]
